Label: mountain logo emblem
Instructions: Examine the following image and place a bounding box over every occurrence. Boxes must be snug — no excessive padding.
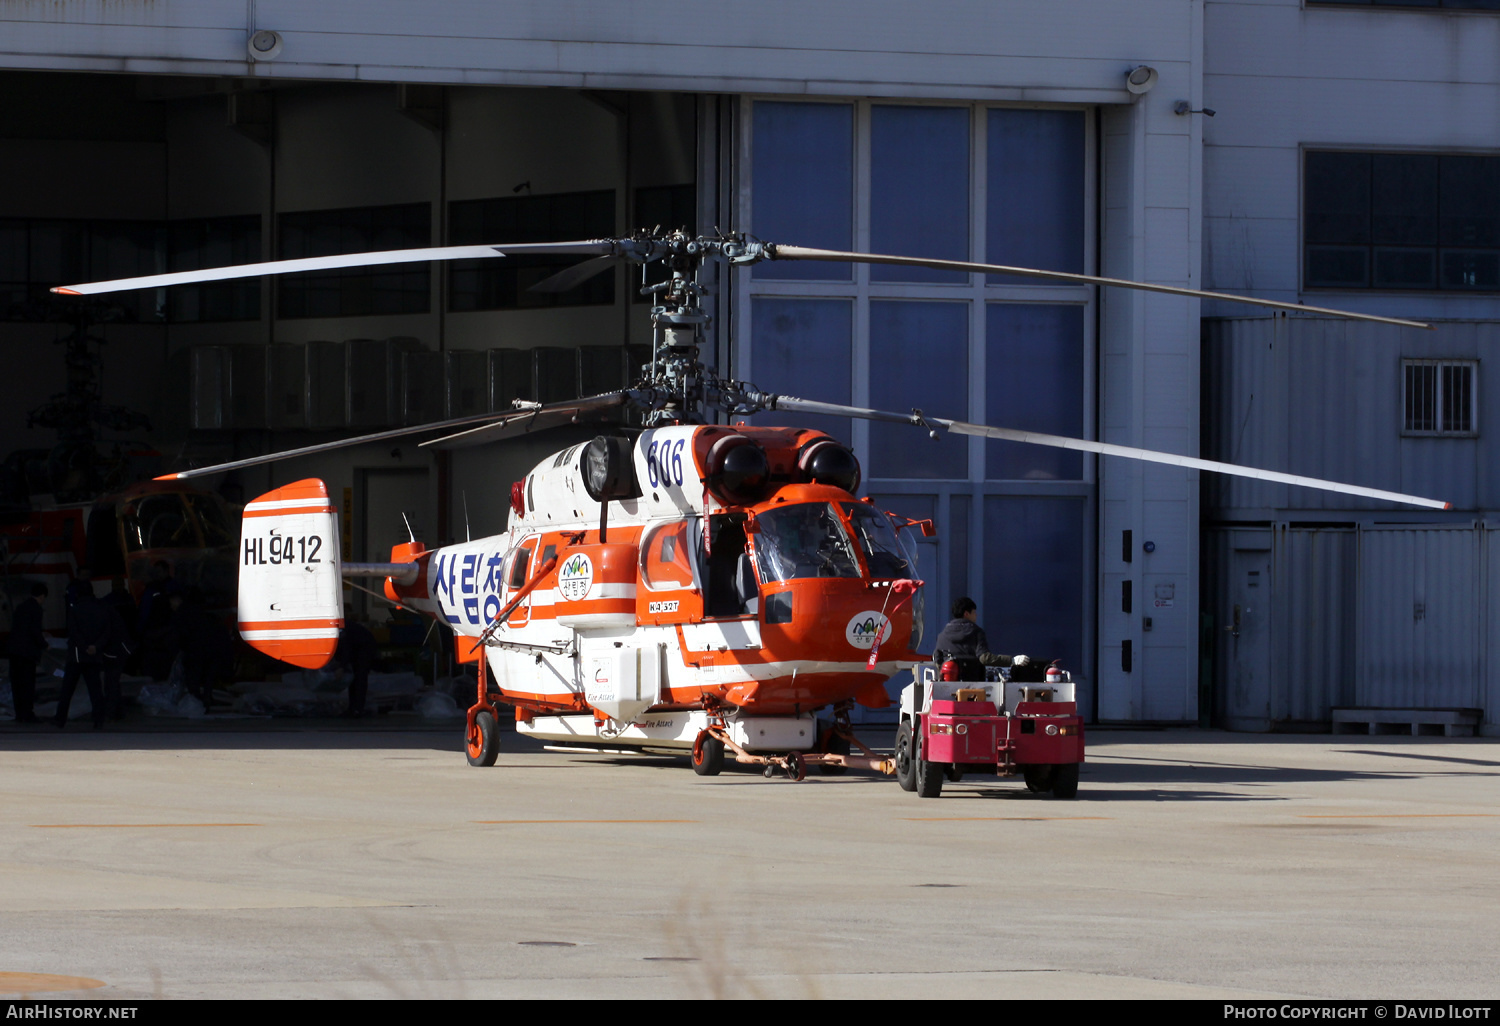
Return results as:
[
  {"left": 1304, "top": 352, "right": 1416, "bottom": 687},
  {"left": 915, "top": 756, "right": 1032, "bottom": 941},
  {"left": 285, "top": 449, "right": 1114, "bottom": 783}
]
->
[
  {"left": 557, "top": 552, "right": 594, "bottom": 601},
  {"left": 845, "top": 610, "right": 890, "bottom": 649}
]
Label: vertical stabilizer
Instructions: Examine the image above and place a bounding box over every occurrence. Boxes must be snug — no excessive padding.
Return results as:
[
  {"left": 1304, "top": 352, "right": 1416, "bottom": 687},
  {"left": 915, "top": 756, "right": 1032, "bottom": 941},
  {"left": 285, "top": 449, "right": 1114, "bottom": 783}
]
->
[{"left": 237, "top": 478, "right": 343, "bottom": 668}]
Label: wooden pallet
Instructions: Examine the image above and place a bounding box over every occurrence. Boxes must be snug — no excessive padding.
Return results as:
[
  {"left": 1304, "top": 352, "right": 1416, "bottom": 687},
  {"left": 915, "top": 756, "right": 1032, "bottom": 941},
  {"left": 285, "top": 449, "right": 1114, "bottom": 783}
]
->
[{"left": 1330, "top": 707, "right": 1481, "bottom": 738}]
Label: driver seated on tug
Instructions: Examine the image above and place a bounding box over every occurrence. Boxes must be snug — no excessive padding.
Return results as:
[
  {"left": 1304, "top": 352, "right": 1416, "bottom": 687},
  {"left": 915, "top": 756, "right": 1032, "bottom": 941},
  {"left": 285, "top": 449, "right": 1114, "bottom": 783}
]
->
[{"left": 931, "top": 596, "right": 1030, "bottom": 675}]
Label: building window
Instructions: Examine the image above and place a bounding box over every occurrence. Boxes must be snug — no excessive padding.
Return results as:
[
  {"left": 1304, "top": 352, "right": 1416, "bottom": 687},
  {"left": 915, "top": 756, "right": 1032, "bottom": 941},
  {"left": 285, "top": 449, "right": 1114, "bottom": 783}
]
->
[
  {"left": 168, "top": 215, "right": 261, "bottom": 323},
  {"left": 448, "top": 190, "right": 614, "bottom": 311},
  {"left": 741, "top": 99, "right": 1094, "bottom": 674},
  {"left": 1305, "top": 151, "right": 1500, "bottom": 291},
  {"left": 1404, "top": 360, "right": 1477, "bottom": 435},
  {"left": 1310, "top": 1, "right": 1500, "bottom": 11},
  {"left": 0, "top": 218, "right": 164, "bottom": 323},
  {"left": 277, "top": 203, "right": 430, "bottom": 319}
]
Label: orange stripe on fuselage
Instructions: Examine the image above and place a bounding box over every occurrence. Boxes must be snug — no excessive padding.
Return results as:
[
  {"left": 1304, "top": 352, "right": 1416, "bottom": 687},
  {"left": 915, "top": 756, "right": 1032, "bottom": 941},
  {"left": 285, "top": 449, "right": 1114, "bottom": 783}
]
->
[
  {"left": 237, "top": 618, "right": 342, "bottom": 631},
  {"left": 242, "top": 505, "right": 333, "bottom": 519}
]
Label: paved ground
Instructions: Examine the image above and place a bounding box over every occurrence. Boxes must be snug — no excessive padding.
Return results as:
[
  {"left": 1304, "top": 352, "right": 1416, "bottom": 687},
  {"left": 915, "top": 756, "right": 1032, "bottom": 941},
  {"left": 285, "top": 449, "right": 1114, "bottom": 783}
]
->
[{"left": 0, "top": 717, "right": 1497, "bottom": 1000}]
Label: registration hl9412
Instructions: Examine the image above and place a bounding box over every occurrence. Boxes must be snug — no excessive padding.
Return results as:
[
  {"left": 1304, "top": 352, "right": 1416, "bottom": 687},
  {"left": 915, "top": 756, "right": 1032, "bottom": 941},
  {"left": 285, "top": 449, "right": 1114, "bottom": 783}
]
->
[{"left": 243, "top": 533, "right": 324, "bottom": 567}]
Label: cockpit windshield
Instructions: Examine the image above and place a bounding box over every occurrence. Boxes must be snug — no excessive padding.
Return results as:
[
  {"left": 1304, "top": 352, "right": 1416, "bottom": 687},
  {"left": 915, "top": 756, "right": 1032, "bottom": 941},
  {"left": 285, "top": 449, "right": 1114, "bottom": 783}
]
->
[
  {"left": 752, "top": 503, "right": 861, "bottom": 583},
  {"left": 841, "top": 503, "right": 915, "bottom": 579}
]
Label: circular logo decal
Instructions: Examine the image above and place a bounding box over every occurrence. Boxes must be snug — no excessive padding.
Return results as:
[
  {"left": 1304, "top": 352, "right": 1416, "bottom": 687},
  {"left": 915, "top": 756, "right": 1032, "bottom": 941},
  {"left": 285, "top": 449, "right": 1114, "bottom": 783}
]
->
[
  {"left": 845, "top": 610, "right": 890, "bottom": 649},
  {"left": 557, "top": 552, "right": 594, "bottom": 601}
]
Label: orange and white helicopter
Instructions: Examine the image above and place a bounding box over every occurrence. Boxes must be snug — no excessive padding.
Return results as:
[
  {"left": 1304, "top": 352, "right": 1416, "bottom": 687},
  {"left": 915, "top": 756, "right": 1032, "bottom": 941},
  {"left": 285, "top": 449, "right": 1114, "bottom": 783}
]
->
[{"left": 53, "top": 232, "right": 1445, "bottom": 779}]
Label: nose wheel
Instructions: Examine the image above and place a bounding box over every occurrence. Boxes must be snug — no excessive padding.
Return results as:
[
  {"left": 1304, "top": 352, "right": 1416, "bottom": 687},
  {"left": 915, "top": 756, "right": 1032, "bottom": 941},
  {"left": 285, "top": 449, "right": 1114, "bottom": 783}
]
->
[{"left": 466, "top": 709, "right": 499, "bottom": 767}]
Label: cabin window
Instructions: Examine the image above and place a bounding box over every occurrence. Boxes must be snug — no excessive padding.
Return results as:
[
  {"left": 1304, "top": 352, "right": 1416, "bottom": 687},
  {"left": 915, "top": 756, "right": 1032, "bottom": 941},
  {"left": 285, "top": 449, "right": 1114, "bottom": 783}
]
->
[
  {"left": 641, "top": 521, "right": 699, "bottom": 591},
  {"left": 507, "top": 546, "right": 534, "bottom": 589}
]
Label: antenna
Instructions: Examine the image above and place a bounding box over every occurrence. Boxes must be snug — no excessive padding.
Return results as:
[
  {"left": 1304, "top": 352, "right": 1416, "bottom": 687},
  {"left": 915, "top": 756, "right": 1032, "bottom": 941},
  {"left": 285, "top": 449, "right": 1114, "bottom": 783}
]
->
[{"left": 401, "top": 512, "right": 416, "bottom": 544}]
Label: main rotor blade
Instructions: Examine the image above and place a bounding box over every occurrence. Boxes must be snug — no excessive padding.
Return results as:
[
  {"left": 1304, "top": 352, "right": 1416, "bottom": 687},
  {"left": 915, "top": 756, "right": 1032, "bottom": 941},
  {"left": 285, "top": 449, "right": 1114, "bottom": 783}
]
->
[
  {"left": 766, "top": 246, "right": 1433, "bottom": 331},
  {"left": 154, "top": 404, "right": 594, "bottom": 481},
  {"left": 767, "top": 396, "right": 1450, "bottom": 510},
  {"left": 419, "top": 392, "right": 629, "bottom": 450},
  {"left": 527, "top": 254, "right": 619, "bottom": 294},
  {"left": 51, "top": 240, "right": 618, "bottom": 296}
]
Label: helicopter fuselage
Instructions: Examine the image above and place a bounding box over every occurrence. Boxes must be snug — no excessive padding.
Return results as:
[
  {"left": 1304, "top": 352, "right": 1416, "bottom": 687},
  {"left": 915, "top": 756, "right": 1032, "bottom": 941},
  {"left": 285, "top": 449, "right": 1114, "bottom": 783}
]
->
[{"left": 394, "top": 425, "right": 924, "bottom": 749}]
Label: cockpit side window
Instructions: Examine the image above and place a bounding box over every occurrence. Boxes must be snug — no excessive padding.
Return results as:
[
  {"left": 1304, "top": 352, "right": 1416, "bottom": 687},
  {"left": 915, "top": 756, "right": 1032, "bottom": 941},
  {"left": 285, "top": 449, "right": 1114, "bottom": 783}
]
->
[
  {"left": 752, "top": 503, "right": 861, "bottom": 583},
  {"left": 841, "top": 503, "right": 914, "bottom": 579},
  {"left": 122, "top": 494, "right": 196, "bottom": 552}
]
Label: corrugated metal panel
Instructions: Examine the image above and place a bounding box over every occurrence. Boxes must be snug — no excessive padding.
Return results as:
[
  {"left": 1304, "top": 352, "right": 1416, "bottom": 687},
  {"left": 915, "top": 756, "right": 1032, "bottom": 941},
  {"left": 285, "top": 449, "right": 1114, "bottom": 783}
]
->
[
  {"left": 1488, "top": 527, "right": 1500, "bottom": 729},
  {"left": 1275, "top": 526, "right": 1357, "bottom": 723},
  {"left": 1357, "top": 526, "right": 1482, "bottom": 710},
  {"left": 1204, "top": 317, "right": 1493, "bottom": 514}
]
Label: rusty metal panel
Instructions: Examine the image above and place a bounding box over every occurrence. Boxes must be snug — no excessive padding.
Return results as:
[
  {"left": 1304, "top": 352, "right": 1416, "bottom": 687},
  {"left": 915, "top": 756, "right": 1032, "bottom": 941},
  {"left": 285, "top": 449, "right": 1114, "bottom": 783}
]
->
[{"left": 1357, "top": 525, "right": 1483, "bottom": 710}]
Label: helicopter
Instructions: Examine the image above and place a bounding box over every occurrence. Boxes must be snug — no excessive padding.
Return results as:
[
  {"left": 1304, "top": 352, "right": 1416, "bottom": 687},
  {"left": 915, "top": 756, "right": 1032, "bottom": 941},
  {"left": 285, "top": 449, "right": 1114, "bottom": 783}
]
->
[{"left": 53, "top": 230, "right": 1447, "bottom": 779}]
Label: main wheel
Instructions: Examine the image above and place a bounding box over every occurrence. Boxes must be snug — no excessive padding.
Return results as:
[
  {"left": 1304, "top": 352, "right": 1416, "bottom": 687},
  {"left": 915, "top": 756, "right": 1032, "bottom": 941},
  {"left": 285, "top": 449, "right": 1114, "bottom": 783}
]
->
[
  {"left": 785, "top": 751, "right": 808, "bottom": 782},
  {"left": 1023, "top": 765, "right": 1055, "bottom": 794},
  {"left": 691, "top": 733, "right": 725, "bottom": 776},
  {"left": 818, "top": 728, "right": 850, "bottom": 776},
  {"left": 466, "top": 710, "right": 499, "bottom": 767},
  {"left": 1050, "top": 763, "right": 1080, "bottom": 800},
  {"left": 894, "top": 721, "right": 917, "bottom": 792},
  {"left": 915, "top": 735, "right": 944, "bottom": 799}
]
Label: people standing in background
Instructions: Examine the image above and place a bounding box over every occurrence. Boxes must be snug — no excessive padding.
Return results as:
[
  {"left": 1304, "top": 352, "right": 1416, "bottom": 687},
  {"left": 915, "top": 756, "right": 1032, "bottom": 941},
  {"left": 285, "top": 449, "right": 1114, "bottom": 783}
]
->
[
  {"left": 335, "top": 610, "right": 376, "bottom": 719},
  {"left": 170, "top": 588, "right": 228, "bottom": 710},
  {"left": 136, "top": 560, "right": 180, "bottom": 680},
  {"left": 54, "top": 577, "right": 109, "bottom": 730},
  {"left": 7, "top": 583, "right": 48, "bottom": 724}
]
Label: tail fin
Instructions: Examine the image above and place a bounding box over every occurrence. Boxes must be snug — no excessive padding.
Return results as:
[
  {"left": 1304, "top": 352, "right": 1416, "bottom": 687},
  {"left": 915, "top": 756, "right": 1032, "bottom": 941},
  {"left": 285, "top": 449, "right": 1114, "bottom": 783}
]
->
[{"left": 237, "top": 478, "right": 343, "bottom": 668}]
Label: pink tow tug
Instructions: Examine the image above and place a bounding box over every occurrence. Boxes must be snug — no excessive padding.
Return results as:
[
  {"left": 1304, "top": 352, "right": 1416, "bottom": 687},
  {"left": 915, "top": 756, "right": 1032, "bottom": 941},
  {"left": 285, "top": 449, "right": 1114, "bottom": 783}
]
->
[{"left": 893, "top": 658, "right": 1085, "bottom": 799}]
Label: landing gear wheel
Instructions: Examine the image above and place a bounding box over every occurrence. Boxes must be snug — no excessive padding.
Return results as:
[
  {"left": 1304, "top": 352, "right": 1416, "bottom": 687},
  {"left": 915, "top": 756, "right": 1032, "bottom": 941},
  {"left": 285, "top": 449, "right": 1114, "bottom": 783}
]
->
[
  {"left": 785, "top": 752, "right": 807, "bottom": 782},
  {"left": 915, "top": 744, "right": 944, "bottom": 799},
  {"left": 1023, "top": 765, "right": 1055, "bottom": 794},
  {"left": 818, "top": 728, "right": 850, "bottom": 776},
  {"left": 691, "top": 733, "right": 724, "bottom": 776},
  {"left": 894, "top": 721, "right": 917, "bottom": 792},
  {"left": 466, "top": 710, "right": 498, "bottom": 767},
  {"left": 945, "top": 766, "right": 964, "bottom": 783},
  {"left": 1050, "top": 763, "right": 1080, "bottom": 800}
]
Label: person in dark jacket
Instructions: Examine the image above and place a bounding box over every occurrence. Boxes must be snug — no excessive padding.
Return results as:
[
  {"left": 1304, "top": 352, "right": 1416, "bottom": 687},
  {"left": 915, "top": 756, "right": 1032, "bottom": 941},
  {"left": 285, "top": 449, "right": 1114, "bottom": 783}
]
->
[
  {"left": 931, "top": 596, "right": 1030, "bottom": 669},
  {"left": 169, "top": 588, "right": 229, "bottom": 709},
  {"left": 54, "top": 584, "right": 111, "bottom": 729},
  {"left": 136, "top": 560, "right": 181, "bottom": 680},
  {"left": 100, "top": 584, "right": 134, "bottom": 721},
  {"left": 7, "top": 583, "right": 48, "bottom": 723},
  {"left": 335, "top": 609, "right": 377, "bottom": 718}
]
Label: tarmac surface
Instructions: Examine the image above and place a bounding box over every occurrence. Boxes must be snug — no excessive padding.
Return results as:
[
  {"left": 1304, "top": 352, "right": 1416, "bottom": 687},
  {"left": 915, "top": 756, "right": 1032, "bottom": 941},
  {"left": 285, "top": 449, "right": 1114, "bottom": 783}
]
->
[{"left": 1, "top": 714, "right": 1498, "bottom": 1000}]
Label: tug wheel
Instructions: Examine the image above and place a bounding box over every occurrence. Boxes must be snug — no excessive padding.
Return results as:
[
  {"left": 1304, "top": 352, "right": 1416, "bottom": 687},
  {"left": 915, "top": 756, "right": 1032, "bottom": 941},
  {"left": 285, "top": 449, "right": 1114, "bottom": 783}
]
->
[
  {"left": 691, "top": 732, "right": 724, "bottom": 776},
  {"left": 915, "top": 736, "right": 944, "bottom": 799},
  {"left": 1023, "top": 765, "right": 1054, "bottom": 794},
  {"left": 785, "top": 752, "right": 807, "bottom": 782},
  {"left": 818, "top": 728, "right": 850, "bottom": 776},
  {"left": 894, "top": 721, "right": 917, "bottom": 791},
  {"left": 466, "top": 710, "right": 499, "bottom": 767},
  {"left": 1050, "top": 763, "right": 1080, "bottom": 800}
]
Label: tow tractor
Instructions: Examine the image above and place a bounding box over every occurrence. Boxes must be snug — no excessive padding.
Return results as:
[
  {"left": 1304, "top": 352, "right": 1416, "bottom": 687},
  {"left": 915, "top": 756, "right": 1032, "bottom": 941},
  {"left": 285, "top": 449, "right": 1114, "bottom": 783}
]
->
[{"left": 893, "top": 657, "right": 1085, "bottom": 799}]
